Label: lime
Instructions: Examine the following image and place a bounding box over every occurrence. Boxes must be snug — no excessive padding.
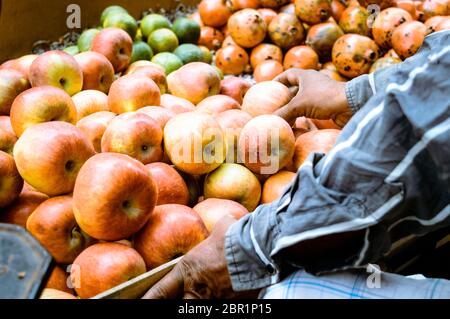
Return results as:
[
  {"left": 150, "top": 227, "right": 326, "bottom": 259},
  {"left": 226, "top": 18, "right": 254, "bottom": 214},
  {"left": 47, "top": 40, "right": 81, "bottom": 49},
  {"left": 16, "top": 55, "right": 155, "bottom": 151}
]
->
[
  {"left": 148, "top": 28, "right": 179, "bottom": 54},
  {"left": 100, "top": 5, "right": 128, "bottom": 25},
  {"left": 77, "top": 28, "right": 100, "bottom": 52},
  {"left": 173, "top": 44, "right": 204, "bottom": 64},
  {"left": 172, "top": 17, "right": 201, "bottom": 44},
  {"left": 198, "top": 46, "right": 212, "bottom": 64},
  {"left": 103, "top": 13, "right": 138, "bottom": 39},
  {"left": 141, "top": 14, "right": 172, "bottom": 39},
  {"left": 131, "top": 41, "right": 154, "bottom": 63},
  {"left": 151, "top": 53, "right": 183, "bottom": 75},
  {"left": 63, "top": 45, "right": 79, "bottom": 56}
]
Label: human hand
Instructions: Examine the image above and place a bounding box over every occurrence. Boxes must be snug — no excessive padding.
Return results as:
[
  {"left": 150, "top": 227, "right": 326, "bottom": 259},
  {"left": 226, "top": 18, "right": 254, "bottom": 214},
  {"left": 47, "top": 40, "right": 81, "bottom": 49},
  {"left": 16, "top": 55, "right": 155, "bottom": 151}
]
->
[
  {"left": 274, "top": 69, "right": 352, "bottom": 128},
  {"left": 142, "top": 215, "right": 257, "bottom": 299}
]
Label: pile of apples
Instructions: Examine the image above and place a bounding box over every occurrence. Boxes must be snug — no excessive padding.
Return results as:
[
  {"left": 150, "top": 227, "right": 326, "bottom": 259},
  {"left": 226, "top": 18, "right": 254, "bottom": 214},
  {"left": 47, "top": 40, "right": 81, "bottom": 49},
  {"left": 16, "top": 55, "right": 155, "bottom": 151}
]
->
[{"left": 0, "top": 0, "right": 448, "bottom": 299}]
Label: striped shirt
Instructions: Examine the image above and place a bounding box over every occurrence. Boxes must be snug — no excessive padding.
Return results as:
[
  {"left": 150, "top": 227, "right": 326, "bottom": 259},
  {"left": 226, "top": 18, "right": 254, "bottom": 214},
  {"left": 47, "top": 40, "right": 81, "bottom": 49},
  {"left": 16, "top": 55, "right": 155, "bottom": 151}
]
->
[{"left": 225, "top": 30, "right": 450, "bottom": 292}]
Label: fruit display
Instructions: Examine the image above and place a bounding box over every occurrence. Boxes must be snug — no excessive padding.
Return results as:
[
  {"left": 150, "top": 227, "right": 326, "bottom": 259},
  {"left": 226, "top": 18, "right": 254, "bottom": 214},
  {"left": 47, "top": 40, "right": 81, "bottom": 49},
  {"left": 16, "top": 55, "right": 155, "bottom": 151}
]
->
[{"left": 0, "top": 0, "right": 447, "bottom": 299}]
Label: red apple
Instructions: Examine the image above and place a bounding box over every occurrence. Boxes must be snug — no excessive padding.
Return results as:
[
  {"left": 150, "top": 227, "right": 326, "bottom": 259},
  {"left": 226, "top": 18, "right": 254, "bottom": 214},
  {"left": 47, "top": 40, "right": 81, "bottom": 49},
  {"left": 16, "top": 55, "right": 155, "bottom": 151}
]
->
[
  {"left": 0, "top": 116, "right": 14, "bottom": 134},
  {"left": 0, "top": 127, "right": 17, "bottom": 155},
  {"left": 160, "top": 94, "right": 195, "bottom": 114},
  {"left": 10, "top": 86, "right": 77, "bottom": 137},
  {"left": 126, "top": 65, "right": 167, "bottom": 94},
  {"left": 76, "top": 111, "right": 116, "bottom": 152},
  {"left": 293, "top": 129, "right": 340, "bottom": 169},
  {"left": 44, "top": 265, "right": 74, "bottom": 294},
  {"left": 73, "top": 51, "right": 115, "bottom": 94},
  {"left": 136, "top": 106, "right": 175, "bottom": 130},
  {"left": 125, "top": 61, "right": 164, "bottom": 75},
  {"left": 204, "top": 163, "right": 261, "bottom": 211},
  {"left": 29, "top": 50, "right": 83, "bottom": 96},
  {"left": 0, "top": 188, "right": 49, "bottom": 227},
  {"left": 0, "top": 151, "right": 23, "bottom": 208},
  {"left": 72, "top": 90, "right": 109, "bottom": 121},
  {"left": 167, "top": 62, "right": 221, "bottom": 104},
  {"left": 220, "top": 76, "right": 252, "bottom": 105},
  {"left": 13, "top": 121, "right": 95, "bottom": 196},
  {"left": 242, "top": 81, "right": 292, "bottom": 117},
  {"left": 101, "top": 112, "right": 163, "bottom": 164},
  {"left": 91, "top": 28, "right": 133, "bottom": 73},
  {"left": 40, "top": 288, "right": 77, "bottom": 299},
  {"left": 145, "top": 162, "right": 190, "bottom": 206},
  {"left": 0, "top": 69, "right": 30, "bottom": 115},
  {"left": 26, "top": 196, "right": 93, "bottom": 264},
  {"left": 71, "top": 242, "right": 146, "bottom": 299},
  {"left": 73, "top": 153, "right": 158, "bottom": 241},
  {"left": 134, "top": 204, "right": 209, "bottom": 269},
  {"left": 196, "top": 94, "right": 240, "bottom": 115},
  {"left": 193, "top": 198, "right": 249, "bottom": 232},
  {"left": 215, "top": 109, "right": 252, "bottom": 163},
  {"left": 108, "top": 74, "right": 161, "bottom": 114},
  {"left": 239, "top": 115, "right": 295, "bottom": 175},
  {"left": 261, "top": 170, "right": 296, "bottom": 204},
  {"left": 164, "top": 112, "right": 226, "bottom": 175},
  {"left": 0, "top": 54, "right": 38, "bottom": 80}
]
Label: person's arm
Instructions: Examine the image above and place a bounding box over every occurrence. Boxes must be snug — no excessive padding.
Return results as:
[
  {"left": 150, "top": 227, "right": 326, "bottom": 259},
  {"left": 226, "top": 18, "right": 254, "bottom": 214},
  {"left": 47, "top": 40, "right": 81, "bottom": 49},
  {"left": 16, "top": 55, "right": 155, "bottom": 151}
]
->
[{"left": 143, "top": 30, "right": 450, "bottom": 298}]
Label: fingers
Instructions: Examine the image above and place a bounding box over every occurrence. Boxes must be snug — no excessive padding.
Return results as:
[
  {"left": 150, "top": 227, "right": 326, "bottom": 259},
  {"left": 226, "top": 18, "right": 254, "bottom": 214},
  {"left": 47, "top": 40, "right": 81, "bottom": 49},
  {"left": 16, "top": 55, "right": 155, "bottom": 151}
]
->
[
  {"left": 142, "top": 266, "right": 184, "bottom": 299},
  {"left": 274, "top": 69, "right": 301, "bottom": 87},
  {"left": 183, "top": 291, "right": 201, "bottom": 299},
  {"left": 274, "top": 99, "right": 303, "bottom": 126}
]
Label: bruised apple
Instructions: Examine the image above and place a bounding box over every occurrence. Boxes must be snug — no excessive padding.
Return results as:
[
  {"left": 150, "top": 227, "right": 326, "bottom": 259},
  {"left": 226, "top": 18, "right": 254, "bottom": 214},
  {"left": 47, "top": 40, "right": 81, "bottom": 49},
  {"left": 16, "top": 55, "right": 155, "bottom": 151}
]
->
[
  {"left": 167, "top": 62, "right": 221, "bottom": 104},
  {"left": 164, "top": 112, "right": 226, "bottom": 175},
  {"left": 219, "top": 76, "right": 252, "bottom": 105},
  {"left": 101, "top": 112, "right": 163, "bottom": 164},
  {"left": 73, "top": 153, "right": 158, "bottom": 241},
  {"left": 26, "top": 196, "right": 92, "bottom": 264},
  {"left": 13, "top": 122, "right": 95, "bottom": 196},
  {"left": 134, "top": 204, "right": 209, "bottom": 269},
  {"left": 71, "top": 242, "right": 146, "bottom": 298},
  {"left": 145, "top": 162, "right": 189, "bottom": 206},
  {"left": 193, "top": 198, "right": 249, "bottom": 232}
]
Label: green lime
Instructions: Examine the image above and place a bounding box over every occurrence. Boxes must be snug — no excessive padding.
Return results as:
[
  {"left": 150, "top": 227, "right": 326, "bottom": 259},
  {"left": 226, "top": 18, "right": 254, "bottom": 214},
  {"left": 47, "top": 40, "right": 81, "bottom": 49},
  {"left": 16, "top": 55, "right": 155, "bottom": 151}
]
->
[
  {"left": 213, "top": 66, "right": 224, "bottom": 80},
  {"left": 151, "top": 53, "right": 183, "bottom": 75},
  {"left": 198, "top": 46, "right": 212, "bottom": 64},
  {"left": 173, "top": 44, "right": 204, "bottom": 64},
  {"left": 172, "top": 17, "right": 201, "bottom": 44},
  {"left": 141, "top": 14, "right": 172, "bottom": 39},
  {"left": 77, "top": 28, "right": 100, "bottom": 52},
  {"left": 131, "top": 41, "right": 154, "bottom": 63},
  {"left": 103, "top": 13, "right": 138, "bottom": 39},
  {"left": 63, "top": 45, "right": 79, "bottom": 56},
  {"left": 100, "top": 5, "right": 128, "bottom": 25},
  {"left": 148, "top": 28, "right": 179, "bottom": 54}
]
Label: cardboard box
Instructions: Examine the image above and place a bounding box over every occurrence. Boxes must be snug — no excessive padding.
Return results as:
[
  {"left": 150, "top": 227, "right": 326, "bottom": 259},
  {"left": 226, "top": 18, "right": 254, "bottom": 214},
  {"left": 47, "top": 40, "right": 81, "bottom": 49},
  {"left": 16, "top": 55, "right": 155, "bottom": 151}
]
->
[{"left": 0, "top": 0, "right": 199, "bottom": 62}]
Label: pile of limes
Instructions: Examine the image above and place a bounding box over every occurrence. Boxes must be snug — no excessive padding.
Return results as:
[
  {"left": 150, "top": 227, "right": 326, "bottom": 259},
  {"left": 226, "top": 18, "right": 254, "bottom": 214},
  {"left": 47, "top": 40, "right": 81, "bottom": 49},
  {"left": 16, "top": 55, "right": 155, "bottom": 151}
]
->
[{"left": 75, "top": 5, "right": 210, "bottom": 75}]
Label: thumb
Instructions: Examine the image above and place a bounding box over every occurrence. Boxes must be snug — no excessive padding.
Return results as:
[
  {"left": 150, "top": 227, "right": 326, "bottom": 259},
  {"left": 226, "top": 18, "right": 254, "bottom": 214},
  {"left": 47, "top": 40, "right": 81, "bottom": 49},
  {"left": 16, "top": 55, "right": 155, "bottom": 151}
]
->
[
  {"left": 142, "top": 266, "right": 184, "bottom": 299},
  {"left": 274, "top": 99, "right": 306, "bottom": 126}
]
